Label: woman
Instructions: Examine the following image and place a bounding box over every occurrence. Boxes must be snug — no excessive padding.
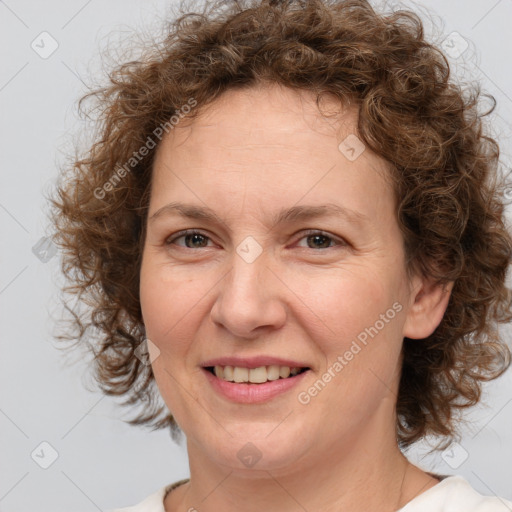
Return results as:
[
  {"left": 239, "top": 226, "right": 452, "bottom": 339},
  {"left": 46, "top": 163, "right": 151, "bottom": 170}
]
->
[{"left": 52, "top": 0, "right": 512, "bottom": 510}]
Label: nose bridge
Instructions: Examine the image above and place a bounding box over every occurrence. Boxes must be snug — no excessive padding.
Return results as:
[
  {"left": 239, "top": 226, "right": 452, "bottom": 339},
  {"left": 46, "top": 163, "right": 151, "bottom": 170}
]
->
[
  {"left": 210, "top": 237, "right": 286, "bottom": 336},
  {"left": 226, "top": 237, "right": 270, "bottom": 308},
  {"left": 225, "top": 231, "right": 267, "bottom": 286}
]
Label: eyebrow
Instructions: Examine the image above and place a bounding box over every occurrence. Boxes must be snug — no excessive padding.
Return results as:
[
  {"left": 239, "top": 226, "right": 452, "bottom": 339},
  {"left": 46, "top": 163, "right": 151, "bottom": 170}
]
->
[{"left": 149, "top": 201, "right": 369, "bottom": 229}]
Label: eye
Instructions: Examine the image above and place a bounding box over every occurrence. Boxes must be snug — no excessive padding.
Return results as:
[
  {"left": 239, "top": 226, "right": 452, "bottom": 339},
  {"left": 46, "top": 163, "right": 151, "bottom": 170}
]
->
[
  {"left": 165, "top": 230, "right": 214, "bottom": 249},
  {"left": 294, "top": 230, "right": 346, "bottom": 250},
  {"left": 164, "top": 229, "right": 347, "bottom": 251}
]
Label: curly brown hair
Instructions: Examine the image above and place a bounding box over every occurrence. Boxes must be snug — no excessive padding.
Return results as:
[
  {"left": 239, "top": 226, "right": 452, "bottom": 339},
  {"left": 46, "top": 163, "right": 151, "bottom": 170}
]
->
[{"left": 51, "top": 0, "right": 512, "bottom": 450}]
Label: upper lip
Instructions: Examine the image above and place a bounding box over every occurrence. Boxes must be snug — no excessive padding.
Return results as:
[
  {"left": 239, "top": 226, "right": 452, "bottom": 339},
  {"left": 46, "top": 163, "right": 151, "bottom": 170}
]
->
[{"left": 201, "top": 356, "right": 311, "bottom": 369}]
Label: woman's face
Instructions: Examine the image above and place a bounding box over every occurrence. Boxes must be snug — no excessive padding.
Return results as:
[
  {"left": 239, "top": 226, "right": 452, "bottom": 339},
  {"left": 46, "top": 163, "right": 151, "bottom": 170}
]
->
[{"left": 140, "top": 84, "right": 424, "bottom": 472}]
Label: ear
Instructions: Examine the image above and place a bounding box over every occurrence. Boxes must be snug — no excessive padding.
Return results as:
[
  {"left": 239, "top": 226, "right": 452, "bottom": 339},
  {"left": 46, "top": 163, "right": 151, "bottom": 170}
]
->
[{"left": 403, "top": 274, "right": 454, "bottom": 339}]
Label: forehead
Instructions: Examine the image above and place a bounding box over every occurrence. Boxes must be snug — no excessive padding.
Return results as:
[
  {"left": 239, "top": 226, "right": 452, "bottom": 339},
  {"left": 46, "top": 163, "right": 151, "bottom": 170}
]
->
[
  {"left": 166, "top": 84, "right": 359, "bottom": 153},
  {"left": 150, "top": 84, "right": 395, "bottom": 223}
]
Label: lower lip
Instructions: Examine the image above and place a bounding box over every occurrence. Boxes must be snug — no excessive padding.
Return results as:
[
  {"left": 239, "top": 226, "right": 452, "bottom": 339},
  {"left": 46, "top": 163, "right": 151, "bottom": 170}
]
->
[{"left": 202, "top": 368, "right": 309, "bottom": 403}]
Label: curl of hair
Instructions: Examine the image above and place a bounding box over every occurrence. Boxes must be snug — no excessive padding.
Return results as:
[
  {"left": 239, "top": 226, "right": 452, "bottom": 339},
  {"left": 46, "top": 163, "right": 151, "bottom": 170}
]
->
[{"left": 51, "top": 0, "right": 512, "bottom": 449}]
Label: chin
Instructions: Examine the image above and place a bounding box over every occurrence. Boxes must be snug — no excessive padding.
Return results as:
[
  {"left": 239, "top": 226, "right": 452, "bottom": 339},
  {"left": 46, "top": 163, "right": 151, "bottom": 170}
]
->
[{"left": 194, "top": 425, "right": 309, "bottom": 473}]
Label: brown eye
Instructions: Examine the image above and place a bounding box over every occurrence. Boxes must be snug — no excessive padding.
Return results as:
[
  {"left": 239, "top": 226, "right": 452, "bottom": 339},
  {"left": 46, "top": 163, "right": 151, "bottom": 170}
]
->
[
  {"left": 166, "top": 230, "right": 213, "bottom": 249},
  {"left": 295, "top": 230, "right": 346, "bottom": 250}
]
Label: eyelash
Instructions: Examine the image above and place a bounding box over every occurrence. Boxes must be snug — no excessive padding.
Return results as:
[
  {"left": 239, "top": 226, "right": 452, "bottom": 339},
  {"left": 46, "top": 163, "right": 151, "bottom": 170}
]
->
[{"left": 165, "top": 229, "right": 347, "bottom": 251}]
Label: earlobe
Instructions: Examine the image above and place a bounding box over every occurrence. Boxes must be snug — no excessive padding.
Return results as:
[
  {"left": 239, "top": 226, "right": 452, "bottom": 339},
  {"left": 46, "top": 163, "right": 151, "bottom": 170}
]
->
[{"left": 403, "top": 275, "right": 454, "bottom": 340}]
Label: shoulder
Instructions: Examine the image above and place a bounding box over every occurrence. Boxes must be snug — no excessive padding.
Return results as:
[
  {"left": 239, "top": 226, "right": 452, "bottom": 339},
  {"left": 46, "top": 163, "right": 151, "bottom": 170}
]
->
[
  {"left": 106, "top": 479, "right": 190, "bottom": 512},
  {"left": 399, "top": 475, "right": 512, "bottom": 512}
]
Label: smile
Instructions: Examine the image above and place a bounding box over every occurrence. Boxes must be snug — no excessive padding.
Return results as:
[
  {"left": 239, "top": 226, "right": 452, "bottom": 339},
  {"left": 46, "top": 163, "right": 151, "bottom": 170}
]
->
[
  {"left": 206, "top": 365, "right": 309, "bottom": 384},
  {"left": 202, "top": 365, "right": 311, "bottom": 403}
]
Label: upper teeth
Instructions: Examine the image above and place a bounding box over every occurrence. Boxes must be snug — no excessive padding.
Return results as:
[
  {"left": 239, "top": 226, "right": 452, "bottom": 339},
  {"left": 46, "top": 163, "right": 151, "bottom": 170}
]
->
[{"left": 213, "top": 365, "right": 304, "bottom": 383}]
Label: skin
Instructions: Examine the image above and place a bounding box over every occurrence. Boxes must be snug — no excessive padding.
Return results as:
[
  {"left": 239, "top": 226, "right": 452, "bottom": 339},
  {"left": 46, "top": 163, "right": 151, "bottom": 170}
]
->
[{"left": 139, "top": 83, "right": 453, "bottom": 512}]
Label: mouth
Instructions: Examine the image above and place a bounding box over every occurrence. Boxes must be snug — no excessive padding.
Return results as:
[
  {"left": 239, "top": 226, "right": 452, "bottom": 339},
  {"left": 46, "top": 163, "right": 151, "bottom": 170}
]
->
[
  {"left": 200, "top": 357, "right": 312, "bottom": 403},
  {"left": 202, "top": 364, "right": 311, "bottom": 403},
  {"left": 204, "top": 365, "right": 310, "bottom": 384}
]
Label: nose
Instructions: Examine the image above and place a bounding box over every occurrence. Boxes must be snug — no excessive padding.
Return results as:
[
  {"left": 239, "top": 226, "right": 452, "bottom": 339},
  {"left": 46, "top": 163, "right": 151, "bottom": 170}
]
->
[{"left": 209, "top": 250, "right": 287, "bottom": 339}]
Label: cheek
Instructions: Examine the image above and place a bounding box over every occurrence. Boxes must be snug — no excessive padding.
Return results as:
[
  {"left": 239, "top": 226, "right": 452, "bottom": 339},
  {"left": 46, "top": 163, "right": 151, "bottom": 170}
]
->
[
  {"left": 139, "top": 254, "right": 223, "bottom": 362},
  {"left": 304, "top": 278, "right": 405, "bottom": 425},
  {"left": 139, "top": 259, "right": 203, "bottom": 419},
  {"left": 304, "top": 266, "right": 406, "bottom": 398},
  {"left": 140, "top": 258, "right": 192, "bottom": 351},
  {"left": 139, "top": 260, "right": 165, "bottom": 338},
  {"left": 306, "top": 267, "right": 392, "bottom": 345}
]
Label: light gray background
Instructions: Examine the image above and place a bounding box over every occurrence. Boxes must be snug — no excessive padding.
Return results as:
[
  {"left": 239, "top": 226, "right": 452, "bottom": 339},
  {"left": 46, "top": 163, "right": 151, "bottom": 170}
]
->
[{"left": 1, "top": 1, "right": 511, "bottom": 511}]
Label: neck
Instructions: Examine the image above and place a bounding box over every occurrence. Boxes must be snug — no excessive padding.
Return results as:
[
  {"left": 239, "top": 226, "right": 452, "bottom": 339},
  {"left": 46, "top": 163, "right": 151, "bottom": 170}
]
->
[{"left": 165, "top": 407, "right": 438, "bottom": 512}]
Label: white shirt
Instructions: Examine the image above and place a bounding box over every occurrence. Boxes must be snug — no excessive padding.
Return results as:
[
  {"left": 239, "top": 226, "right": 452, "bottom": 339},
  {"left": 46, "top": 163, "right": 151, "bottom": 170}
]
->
[{"left": 110, "top": 475, "right": 512, "bottom": 512}]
